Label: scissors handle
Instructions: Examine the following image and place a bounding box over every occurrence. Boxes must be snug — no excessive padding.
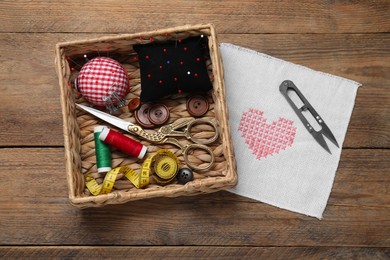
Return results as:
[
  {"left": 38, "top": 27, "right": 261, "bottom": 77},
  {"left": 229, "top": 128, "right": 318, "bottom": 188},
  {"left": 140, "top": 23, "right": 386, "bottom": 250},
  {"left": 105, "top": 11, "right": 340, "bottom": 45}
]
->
[
  {"left": 182, "top": 118, "right": 219, "bottom": 144},
  {"left": 279, "top": 80, "right": 339, "bottom": 153},
  {"left": 164, "top": 137, "right": 215, "bottom": 171},
  {"left": 183, "top": 143, "right": 215, "bottom": 171}
]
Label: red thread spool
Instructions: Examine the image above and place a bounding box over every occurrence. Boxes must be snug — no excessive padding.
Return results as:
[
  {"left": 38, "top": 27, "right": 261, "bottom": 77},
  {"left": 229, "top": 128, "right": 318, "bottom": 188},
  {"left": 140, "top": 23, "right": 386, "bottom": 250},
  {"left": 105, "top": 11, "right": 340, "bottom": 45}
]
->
[{"left": 99, "top": 127, "right": 147, "bottom": 159}]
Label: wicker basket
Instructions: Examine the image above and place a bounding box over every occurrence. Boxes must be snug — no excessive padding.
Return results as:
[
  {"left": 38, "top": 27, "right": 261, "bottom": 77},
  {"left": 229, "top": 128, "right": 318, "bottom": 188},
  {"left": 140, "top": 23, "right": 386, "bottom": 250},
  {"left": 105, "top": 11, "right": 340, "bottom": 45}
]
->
[{"left": 55, "top": 24, "right": 237, "bottom": 208}]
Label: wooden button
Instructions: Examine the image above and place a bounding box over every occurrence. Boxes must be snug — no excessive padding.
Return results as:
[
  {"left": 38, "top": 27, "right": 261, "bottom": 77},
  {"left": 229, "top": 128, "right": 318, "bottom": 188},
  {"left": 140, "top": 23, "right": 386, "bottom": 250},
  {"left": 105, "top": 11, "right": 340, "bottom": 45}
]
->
[
  {"left": 128, "top": 98, "right": 141, "bottom": 112},
  {"left": 186, "top": 95, "right": 209, "bottom": 117},
  {"left": 134, "top": 103, "right": 155, "bottom": 128},
  {"left": 148, "top": 104, "right": 170, "bottom": 126}
]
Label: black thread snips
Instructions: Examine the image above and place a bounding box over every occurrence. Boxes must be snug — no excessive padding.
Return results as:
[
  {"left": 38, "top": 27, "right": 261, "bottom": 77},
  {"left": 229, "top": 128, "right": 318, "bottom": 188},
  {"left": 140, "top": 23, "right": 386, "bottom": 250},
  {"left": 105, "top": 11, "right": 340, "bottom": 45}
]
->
[{"left": 279, "top": 80, "right": 339, "bottom": 154}]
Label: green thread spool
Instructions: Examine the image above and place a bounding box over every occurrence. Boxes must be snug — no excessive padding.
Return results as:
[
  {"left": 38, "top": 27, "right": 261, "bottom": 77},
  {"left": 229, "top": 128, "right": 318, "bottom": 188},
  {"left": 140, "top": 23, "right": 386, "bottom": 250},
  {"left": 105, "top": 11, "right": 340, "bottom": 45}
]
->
[{"left": 94, "top": 126, "right": 112, "bottom": 173}]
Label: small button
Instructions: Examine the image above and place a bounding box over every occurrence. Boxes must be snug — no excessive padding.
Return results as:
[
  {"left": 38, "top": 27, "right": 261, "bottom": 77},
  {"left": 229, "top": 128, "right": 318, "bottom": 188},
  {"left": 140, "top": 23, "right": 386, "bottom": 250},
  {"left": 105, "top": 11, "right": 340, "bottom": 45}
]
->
[
  {"left": 128, "top": 98, "right": 141, "bottom": 112},
  {"left": 177, "top": 168, "right": 194, "bottom": 184},
  {"left": 148, "top": 104, "right": 170, "bottom": 126},
  {"left": 186, "top": 95, "right": 209, "bottom": 117},
  {"left": 134, "top": 103, "right": 155, "bottom": 129}
]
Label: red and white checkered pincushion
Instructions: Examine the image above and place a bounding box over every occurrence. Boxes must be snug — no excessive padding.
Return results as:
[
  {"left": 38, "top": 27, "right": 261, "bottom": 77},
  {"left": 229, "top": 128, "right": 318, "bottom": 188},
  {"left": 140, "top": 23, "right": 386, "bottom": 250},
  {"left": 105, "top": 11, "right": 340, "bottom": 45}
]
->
[{"left": 76, "top": 57, "right": 130, "bottom": 107}]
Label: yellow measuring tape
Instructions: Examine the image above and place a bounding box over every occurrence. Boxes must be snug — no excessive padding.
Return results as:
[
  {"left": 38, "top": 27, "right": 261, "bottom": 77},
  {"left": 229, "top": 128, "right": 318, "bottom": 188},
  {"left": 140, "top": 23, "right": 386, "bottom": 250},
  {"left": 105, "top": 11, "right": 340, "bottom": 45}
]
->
[
  {"left": 152, "top": 150, "right": 179, "bottom": 184},
  {"left": 85, "top": 167, "right": 121, "bottom": 195},
  {"left": 85, "top": 149, "right": 179, "bottom": 195},
  {"left": 85, "top": 176, "right": 101, "bottom": 196},
  {"left": 124, "top": 166, "right": 149, "bottom": 189}
]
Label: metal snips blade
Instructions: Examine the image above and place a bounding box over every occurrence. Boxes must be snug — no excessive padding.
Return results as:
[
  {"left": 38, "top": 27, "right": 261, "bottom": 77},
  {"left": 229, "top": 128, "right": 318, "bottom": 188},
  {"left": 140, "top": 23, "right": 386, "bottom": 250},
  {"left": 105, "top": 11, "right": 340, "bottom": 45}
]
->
[{"left": 279, "top": 80, "right": 339, "bottom": 154}]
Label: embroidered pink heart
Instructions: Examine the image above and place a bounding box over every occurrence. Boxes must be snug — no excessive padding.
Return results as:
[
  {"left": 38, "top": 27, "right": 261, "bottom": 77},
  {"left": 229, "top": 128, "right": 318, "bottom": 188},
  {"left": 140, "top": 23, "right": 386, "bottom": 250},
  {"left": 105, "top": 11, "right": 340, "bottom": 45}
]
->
[{"left": 238, "top": 108, "right": 297, "bottom": 159}]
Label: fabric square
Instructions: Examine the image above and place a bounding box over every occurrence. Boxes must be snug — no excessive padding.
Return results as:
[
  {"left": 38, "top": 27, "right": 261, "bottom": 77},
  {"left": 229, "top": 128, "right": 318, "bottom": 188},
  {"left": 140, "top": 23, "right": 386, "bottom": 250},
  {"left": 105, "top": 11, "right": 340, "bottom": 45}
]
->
[
  {"left": 134, "top": 36, "right": 212, "bottom": 102},
  {"left": 221, "top": 43, "right": 361, "bottom": 219}
]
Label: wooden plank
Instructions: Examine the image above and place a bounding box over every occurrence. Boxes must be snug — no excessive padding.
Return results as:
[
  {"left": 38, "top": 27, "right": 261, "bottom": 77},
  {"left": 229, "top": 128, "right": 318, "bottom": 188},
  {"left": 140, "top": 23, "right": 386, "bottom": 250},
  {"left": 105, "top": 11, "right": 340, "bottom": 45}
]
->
[
  {"left": 0, "top": 246, "right": 389, "bottom": 259},
  {"left": 0, "top": 148, "right": 388, "bottom": 246},
  {"left": 220, "top": 34, "right": 390, "bottom": 86},
  {"left": 0, "top": 33, "right": 388, "bottom": 147},
  {"left": 346, "top": 87, "right": 390, "bottom": 148},
  {"left": 0, "top": 1, "right": 389, "bottom": 33}
]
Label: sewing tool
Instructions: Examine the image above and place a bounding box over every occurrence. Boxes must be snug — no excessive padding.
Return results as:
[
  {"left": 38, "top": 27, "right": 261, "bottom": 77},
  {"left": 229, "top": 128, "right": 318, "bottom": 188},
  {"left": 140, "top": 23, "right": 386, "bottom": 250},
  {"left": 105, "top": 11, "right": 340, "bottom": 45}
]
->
[
  {"left": 124, "top": 166, "right": 149, "bottom": 188},
  {"left": 85, "top": 149, "right": 180, "bottom": 195},
  {"left": 75, "top": 57, "right": 130, "bottom": 112},
  {"left": 76, "top": 104, "right": 219, "bottom": 171},
  {"left": 151, "top": 149, "right": 179, "bottom": 184},
  {"left": 133, "top": 36, "right": 212, "bottom": 102},
  {"left": 85, "top": 167, "right": 121, "bottom": 195},
  {"left": 94, "top": 126, "right": 112, "bottom": 173},
  {"left": 99, "top": 126, "right": 147, "bottom": 159},
  {"left": 85, "top": 166, "right": 141, "bottom": 195},
  {"left": 279, "top": 80, "right": 339, "bottom": 154},
  {"left": 85, "top": 176, "right": 101, "bottom": 195},
  {"left": 100, "top": 167, "right": 119, "bottom": 194}
]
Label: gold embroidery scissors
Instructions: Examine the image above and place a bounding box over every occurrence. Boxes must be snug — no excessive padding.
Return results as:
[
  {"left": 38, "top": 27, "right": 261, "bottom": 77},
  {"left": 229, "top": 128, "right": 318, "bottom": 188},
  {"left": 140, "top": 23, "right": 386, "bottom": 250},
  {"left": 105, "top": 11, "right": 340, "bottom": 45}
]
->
[{"left": 76, "top": 104, "right": 219, "bottom": 171}]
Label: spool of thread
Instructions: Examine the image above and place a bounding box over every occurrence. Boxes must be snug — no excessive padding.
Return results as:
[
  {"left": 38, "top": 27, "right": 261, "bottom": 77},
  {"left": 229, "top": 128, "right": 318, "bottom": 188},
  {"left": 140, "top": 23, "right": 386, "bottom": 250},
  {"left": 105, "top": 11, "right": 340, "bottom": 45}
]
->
[
  {"left": 94, "top": 126, "right": 112, "bottom": 173},
  {"left": 99, "top": 127, "right": 147, "bottom": 159}
]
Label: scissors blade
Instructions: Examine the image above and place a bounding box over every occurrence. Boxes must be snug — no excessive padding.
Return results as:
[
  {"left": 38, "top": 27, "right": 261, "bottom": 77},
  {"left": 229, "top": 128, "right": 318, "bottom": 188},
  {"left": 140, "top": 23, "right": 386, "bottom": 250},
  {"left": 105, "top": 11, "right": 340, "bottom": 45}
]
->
[
  {"left": 76, "top": 104, "right": 133, "bottom": 132},
  {"left": 320, "top": 123, "right": 339, "bottom": 148},
  {"left": 311, "top": 131, "right": 331, "bottom": 154}
]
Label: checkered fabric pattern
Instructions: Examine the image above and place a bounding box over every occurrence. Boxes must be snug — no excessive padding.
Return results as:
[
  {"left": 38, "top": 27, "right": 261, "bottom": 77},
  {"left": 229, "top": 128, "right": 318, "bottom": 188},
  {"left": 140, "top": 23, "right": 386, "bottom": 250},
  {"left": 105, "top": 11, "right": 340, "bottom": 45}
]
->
[{"left": 77, "top": 57, "right": 130, "bottom": 107}]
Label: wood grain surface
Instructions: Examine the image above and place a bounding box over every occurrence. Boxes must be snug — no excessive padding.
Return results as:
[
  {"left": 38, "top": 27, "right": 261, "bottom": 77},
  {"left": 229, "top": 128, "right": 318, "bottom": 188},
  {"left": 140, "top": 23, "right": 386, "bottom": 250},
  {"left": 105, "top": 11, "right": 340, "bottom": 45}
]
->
[{"left": 0, "top": 0, "right": 389, "bottom": 259}]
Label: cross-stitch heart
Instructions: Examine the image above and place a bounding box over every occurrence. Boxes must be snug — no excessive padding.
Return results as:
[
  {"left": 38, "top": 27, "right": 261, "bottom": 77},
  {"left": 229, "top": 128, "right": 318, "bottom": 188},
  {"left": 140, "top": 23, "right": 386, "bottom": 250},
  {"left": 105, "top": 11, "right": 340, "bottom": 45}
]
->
[{"left": 238, "top": 108, "right": 297, "bottom": 159}]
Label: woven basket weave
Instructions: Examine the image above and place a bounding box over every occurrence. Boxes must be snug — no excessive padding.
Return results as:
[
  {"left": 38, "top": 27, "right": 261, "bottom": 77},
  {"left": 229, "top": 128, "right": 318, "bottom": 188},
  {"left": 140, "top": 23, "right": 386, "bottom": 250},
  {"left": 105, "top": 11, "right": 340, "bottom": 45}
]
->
[{"left": 55, "top": 24, "right": 237, "bottom": 208}]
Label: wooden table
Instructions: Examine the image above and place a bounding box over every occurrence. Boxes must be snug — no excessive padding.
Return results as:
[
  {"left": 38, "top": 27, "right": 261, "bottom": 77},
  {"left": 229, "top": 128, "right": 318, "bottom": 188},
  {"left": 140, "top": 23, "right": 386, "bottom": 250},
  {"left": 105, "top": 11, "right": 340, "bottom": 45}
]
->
[{"left": 1, "top": 1, "right": 389, "bottom": 258}]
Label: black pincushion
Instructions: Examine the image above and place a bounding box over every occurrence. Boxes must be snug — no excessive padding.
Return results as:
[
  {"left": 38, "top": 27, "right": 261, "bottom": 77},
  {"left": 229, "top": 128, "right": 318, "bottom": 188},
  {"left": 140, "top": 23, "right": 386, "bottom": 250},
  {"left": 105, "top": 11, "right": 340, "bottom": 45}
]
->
[{"left": 134, "top": 36, "right": 212, "bottom": 102}]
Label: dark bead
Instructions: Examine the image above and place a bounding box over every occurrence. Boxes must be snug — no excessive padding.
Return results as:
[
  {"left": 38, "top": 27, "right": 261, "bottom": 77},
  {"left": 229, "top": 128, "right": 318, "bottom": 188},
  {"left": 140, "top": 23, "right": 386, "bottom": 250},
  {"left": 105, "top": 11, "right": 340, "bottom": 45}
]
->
[{"left": 177, "top": 168, "right": 194, "bottom": 184}]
